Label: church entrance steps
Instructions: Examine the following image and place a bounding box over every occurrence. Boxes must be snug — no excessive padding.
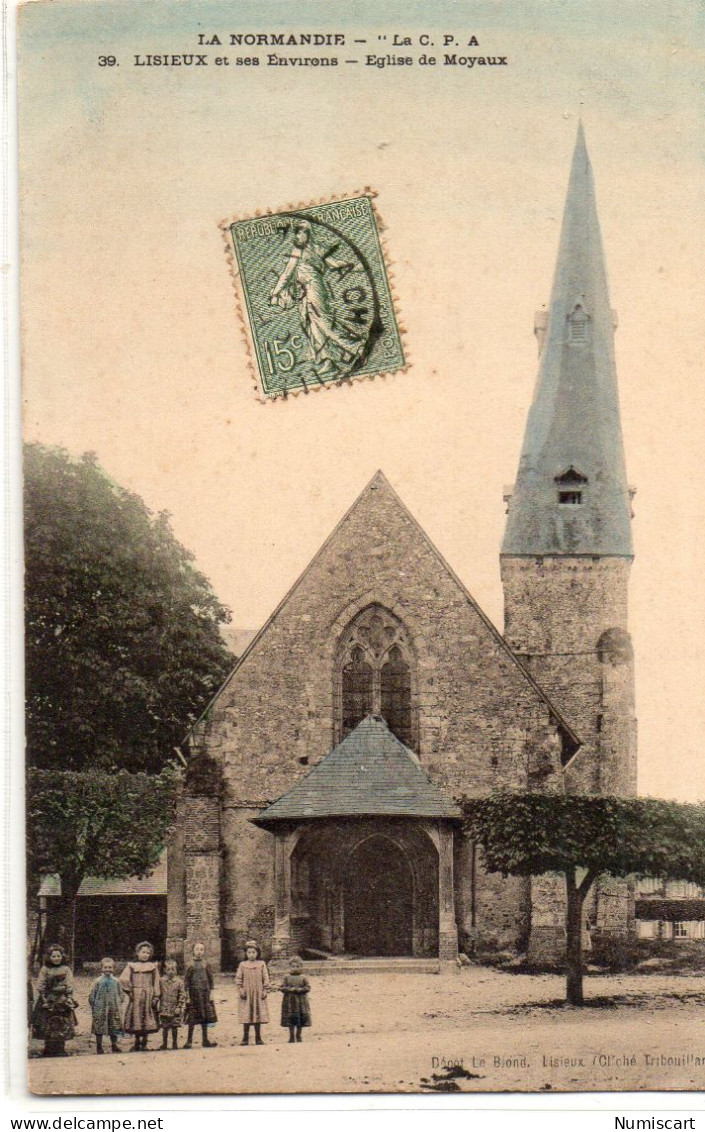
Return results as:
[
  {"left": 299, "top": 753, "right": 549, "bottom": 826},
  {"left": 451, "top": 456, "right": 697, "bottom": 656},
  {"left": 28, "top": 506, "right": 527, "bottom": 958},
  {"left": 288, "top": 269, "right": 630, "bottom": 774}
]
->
[{"left": 272, "top": 957, "right": 442, "bottom": 975}]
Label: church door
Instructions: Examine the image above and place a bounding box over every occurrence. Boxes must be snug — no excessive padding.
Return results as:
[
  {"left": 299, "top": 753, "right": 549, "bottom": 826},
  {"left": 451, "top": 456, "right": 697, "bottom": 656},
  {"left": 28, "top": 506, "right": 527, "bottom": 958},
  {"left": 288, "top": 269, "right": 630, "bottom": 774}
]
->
[{"left": 344, "top": 836, "right": 413, "bottom": 956}]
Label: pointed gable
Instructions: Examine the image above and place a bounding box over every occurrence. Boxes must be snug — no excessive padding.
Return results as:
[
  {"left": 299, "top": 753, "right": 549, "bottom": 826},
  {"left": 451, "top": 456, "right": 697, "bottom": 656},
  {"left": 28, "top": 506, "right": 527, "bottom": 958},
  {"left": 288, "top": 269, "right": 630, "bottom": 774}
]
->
[
  {"left": 189, "top": 470, "right": 580, "bottom": 766},
  {"left": 254, "top": 715, "right": 460, "bottom": 824},
  {"left": 502, "top": 124, "right": 633, "bottom": 558}
]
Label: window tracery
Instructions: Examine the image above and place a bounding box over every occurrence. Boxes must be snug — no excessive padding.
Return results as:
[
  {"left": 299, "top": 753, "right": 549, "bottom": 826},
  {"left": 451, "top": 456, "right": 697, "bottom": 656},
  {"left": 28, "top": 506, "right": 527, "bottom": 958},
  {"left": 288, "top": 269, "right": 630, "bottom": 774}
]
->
[{"left": 336, "top": 605, "right": 415, "bottom": 748}]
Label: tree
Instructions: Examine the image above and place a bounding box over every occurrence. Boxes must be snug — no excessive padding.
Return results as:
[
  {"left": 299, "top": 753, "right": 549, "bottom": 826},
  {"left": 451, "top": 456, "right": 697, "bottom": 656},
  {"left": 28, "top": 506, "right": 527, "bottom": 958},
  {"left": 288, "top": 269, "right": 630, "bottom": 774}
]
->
[
  {"left": 460, "top": 794, "right": 705, "bottom": 1006},
  {"left": 27, "top": 765, "right": 183, "bottom": 962},
  {"left": 25, "top": 444, "right": 234, "bottom": 772}
]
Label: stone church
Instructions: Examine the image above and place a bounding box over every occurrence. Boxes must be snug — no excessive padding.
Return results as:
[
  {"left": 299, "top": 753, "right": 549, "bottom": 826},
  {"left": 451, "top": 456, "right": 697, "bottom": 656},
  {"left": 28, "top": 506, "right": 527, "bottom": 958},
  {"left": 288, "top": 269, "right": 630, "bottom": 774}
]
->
[{"left": 167, "top": 126, "right": 638, "bottom": 970}]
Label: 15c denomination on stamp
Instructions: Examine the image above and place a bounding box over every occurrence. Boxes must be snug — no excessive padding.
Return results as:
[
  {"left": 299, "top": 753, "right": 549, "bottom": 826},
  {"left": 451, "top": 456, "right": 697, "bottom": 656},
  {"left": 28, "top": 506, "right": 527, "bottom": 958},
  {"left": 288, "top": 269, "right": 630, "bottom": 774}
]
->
[{"left": 223, "top": 193, "right": 406, "bottom": 399}]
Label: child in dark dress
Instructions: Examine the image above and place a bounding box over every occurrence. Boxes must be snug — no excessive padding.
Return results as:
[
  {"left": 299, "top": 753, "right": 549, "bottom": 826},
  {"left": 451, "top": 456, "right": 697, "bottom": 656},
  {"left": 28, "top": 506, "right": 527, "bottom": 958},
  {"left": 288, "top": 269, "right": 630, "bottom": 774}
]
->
[
  {"left": 184, "top": 942, "right": 217, "bottom": 1049},
  {"left": 158, "top": 959, "right": 185, "bottom": 1050},
  {"left": 32, "top": 945, "right": 78, "bottom": 1057},
  {"left": 278, "top": 955, "right": 311, "bottom": 1043}
]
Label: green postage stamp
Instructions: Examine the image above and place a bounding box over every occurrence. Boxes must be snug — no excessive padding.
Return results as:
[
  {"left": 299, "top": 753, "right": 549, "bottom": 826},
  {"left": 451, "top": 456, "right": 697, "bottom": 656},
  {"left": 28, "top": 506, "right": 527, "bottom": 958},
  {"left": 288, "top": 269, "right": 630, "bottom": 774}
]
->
[{"left": 224, "top": 194, "right": 406, "bottom": 399}]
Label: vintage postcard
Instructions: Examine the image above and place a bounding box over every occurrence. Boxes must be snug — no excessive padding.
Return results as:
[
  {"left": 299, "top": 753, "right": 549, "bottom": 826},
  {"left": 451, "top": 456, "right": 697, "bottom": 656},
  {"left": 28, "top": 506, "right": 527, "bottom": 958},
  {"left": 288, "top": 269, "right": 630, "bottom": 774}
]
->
[{"left": 17, "top": 0, "right": 705, "bottom": 1100}]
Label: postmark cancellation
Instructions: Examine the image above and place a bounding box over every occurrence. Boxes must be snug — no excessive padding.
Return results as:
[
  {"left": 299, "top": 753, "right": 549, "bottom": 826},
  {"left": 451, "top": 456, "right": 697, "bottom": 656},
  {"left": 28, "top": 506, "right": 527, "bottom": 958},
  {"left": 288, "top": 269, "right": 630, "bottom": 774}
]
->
[{"left": 222, "top": 193, "right": 406, "bottom": 399}]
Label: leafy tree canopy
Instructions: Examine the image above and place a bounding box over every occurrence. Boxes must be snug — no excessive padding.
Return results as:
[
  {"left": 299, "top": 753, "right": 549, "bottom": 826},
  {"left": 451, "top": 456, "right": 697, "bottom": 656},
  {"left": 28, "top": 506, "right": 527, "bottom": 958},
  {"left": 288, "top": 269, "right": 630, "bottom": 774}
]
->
[
  {"left": 25, "top": 444, "right": 234, "bottom": 772},
  {"left": 27, "top": 765, "right": 183, "bottom": 900},
  {"left": 27, "top": 765, "right": 183, "bottom": 959},
  {"left": 460, "top": 793, "right": 705, "bottom": 1004},
  {"left": 460, "top": 794, "right": 705, "bottom": 885}
]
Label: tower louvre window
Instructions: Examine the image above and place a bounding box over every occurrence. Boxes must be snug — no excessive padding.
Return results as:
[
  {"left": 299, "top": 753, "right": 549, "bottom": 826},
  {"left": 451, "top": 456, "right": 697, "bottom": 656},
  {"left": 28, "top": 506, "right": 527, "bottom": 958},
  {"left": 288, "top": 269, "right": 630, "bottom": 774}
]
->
[
  {"left": 559, "top": 490, "right": 582, "bottom": 505},
  {"left": 568, "top": 301, "right": 589, "bottom": 342},
  {"left": 555, "top": 467, "right": 587, "bottom": 506}
]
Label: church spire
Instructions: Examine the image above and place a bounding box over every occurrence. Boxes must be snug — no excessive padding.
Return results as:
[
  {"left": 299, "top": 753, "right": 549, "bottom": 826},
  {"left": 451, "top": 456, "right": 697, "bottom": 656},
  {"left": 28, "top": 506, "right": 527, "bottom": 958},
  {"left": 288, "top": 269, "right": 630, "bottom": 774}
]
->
[{"left": 502, "top": 124, "right": 633, "bottom": 557}]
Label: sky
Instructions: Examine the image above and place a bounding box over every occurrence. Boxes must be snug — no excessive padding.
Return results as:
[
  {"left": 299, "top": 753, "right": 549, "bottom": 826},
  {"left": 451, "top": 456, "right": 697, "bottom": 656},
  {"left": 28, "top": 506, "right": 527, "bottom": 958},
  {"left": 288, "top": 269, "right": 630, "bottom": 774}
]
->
[{"left": 17, "top": 0, "right": 705, "bottom": 801}]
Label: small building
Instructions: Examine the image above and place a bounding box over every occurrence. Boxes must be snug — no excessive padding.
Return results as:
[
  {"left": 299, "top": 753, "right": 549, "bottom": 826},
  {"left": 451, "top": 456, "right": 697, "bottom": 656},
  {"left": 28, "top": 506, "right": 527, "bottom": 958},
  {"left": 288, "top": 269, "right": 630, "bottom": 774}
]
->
[
  {"left": 37, "top": 853, "right": 167, "bottom": 964},
  {"left": 635, "top": 878, "right": 705, "bottom": 942}
]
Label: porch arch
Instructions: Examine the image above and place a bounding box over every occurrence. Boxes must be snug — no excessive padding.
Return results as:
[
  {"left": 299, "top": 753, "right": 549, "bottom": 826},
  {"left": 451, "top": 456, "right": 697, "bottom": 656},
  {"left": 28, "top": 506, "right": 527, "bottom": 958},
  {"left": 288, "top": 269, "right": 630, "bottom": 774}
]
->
[
  {"left": 344, "top": 834, "right": 414, "bottom": 955},
  {"left": 286, "top": 819, "right": 443, "bottom": 958}
]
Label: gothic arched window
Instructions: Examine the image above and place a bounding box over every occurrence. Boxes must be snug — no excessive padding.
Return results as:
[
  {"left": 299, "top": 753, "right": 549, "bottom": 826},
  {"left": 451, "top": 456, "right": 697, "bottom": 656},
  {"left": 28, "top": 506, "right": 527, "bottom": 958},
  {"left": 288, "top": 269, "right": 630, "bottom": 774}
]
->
[
  {"left": 341, "top": 646, "right": 373, "bottom": 736},
  {"left": 381, "top": 645, "right": 412, "bottom": 745},
  {"left": 336, "top": 606, "right": 415, "bottom": 749}
]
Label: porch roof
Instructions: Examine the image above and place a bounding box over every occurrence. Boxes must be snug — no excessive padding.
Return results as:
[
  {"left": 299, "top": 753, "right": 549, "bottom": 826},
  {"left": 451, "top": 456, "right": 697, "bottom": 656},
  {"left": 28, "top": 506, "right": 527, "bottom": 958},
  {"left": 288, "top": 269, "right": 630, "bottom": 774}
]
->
[{"left": 254, "top": 715, "right": 461, "bottom": 825}]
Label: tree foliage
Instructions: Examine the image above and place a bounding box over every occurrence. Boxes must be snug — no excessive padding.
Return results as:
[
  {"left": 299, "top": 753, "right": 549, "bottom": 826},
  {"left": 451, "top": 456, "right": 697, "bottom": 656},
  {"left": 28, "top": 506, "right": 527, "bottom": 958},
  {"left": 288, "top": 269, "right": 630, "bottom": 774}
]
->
[
  {"left": 460, "top": 795, "right": 705, "bottom": 885},
  {"left": 25, "top": 444, "right": 234, "bottom": 772},
  {"left": 27, "top": 765, "right": 183, "bottom": 959},
  {"left": 460, "top": 794, "right": 705, "bottom": 1005},
  {"left": 27, "top": 765, "right": 183, "bottom": 898}
]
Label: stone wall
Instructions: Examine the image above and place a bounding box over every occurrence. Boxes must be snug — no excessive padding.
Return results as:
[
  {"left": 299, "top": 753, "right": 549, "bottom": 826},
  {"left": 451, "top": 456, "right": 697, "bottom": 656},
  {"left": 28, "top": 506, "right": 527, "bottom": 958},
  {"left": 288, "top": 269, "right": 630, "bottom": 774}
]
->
[
  {"left": 501, "top": 554, "right": 637, "bottom": 956},
  {"left": 185, "top": 475, "right": 570, "bottom": 962},
  {"left": 454, "top": 834, "right": 531, "bottom": 953},
  {"left": 169, "top": 789, "right": 222, "bottom": 970},
  {"left": 526, "top": 874, "right": 567, "bottom": 966},
  {"left": 220, "top": 807, "right": 275, "bottom": 963},
  {"left": 500, "top": 555, "right": 636, "bottom": 797},
  {"left": 597, "top": 627, "right": 638, "bottom": 796}
]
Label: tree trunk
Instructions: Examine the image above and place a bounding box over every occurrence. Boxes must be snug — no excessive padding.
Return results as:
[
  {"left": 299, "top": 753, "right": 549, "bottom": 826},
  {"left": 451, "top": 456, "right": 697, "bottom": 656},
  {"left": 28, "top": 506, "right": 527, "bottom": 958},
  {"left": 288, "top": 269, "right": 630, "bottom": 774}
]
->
[
  {"left": 565, "top": 868, "right": 585, "bottom": 1006},
  {"left": 53, "top": 880, "right": 80, "bottom": 967}
]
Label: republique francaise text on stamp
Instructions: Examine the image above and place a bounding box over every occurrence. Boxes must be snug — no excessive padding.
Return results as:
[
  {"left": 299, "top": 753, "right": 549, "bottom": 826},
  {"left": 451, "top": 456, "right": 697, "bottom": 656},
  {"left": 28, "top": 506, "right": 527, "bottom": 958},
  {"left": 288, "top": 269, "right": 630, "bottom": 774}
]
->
[{"left": 223, "top": 194, "right": 406, "bottom": 399}]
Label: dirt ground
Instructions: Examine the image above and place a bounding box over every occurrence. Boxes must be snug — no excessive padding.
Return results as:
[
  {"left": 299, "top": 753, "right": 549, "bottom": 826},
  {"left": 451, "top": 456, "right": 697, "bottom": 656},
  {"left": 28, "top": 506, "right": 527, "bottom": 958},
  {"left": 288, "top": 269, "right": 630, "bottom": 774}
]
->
[{"left": 28, "top": 967, "right": 705, "bottom": 1096}]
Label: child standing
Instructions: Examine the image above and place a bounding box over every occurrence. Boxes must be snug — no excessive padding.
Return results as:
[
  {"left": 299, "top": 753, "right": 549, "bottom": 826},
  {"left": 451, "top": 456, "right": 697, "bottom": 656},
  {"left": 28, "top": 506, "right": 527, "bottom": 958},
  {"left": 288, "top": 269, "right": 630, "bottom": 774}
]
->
[
  {"left": 32, "top": 944, "right": 77, "bottom": 1057},
  {"left": 184, "top": 942, "right": 217, "bottom": 1049},
  {"left": 279, "top": 956, "right": 311, "bottom": 1043},
  {"left": 119, "top": 941, "right": 160, "bottom": 1052},
  {"left": 158, "top": 959, "right": 185, "bottom": 1050},
  {"left": 236, "top": 940, "right": 269, "bottom": 1046},
  {"left": 88, "top": 957, "right": 124, "bottom": 1054}
]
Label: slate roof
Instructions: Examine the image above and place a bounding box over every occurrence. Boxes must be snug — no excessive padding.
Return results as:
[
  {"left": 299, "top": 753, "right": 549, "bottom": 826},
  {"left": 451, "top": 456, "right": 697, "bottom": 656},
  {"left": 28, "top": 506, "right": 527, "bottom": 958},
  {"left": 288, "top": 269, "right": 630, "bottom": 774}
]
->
[
  {"left": 254, "top": 716, "right": 461, "bottom": 825},
  {"left": 502, "top": 124, "right": 633, "bottom": 557},
  {"left": 39, "top": 851, "right": 167, "bottom": 898}
]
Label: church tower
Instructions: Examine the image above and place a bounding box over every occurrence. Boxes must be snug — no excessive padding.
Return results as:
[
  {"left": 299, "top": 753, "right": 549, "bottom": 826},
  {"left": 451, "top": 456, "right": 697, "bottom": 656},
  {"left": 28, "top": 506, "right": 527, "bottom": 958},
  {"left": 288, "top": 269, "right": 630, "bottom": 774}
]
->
[{"left": 501, "top": 124, "right": 637, "bottom": 803}]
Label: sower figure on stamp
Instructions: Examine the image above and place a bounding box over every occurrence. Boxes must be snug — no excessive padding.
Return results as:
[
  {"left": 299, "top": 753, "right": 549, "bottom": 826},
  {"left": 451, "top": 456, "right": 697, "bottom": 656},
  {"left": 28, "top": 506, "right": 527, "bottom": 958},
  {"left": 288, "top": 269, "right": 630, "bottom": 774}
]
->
[
  {"left": 270, "top": 219, "right": 364, "bottom": 378},
  {"left": 88, "top": 957, "right": 124, "bottom": 1054},
  {"left": 278, "top": 955, "right": 311, "bottom": 1044},
  {"left": 237, "top": 939, "right": 269, "bottom": 1046},
  {"left": 158, "top": 958, "right": 185, "bottom": 1050},
  {"left": 184, "top": 942, "right": 217, "bottom": 1049},
  {"left": 32, "top": 944, "right": 78, "bottom": 1058},
  {"left": 119, "top": 941, "right": 160, "bottom": 1052}
]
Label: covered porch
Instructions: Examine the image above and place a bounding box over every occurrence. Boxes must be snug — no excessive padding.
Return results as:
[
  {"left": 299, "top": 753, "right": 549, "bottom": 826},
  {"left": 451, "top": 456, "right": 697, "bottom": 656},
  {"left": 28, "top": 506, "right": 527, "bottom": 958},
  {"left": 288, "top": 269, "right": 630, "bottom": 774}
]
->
[{"left": 253, "top": 716, "right": 460, "bottom": 962}]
